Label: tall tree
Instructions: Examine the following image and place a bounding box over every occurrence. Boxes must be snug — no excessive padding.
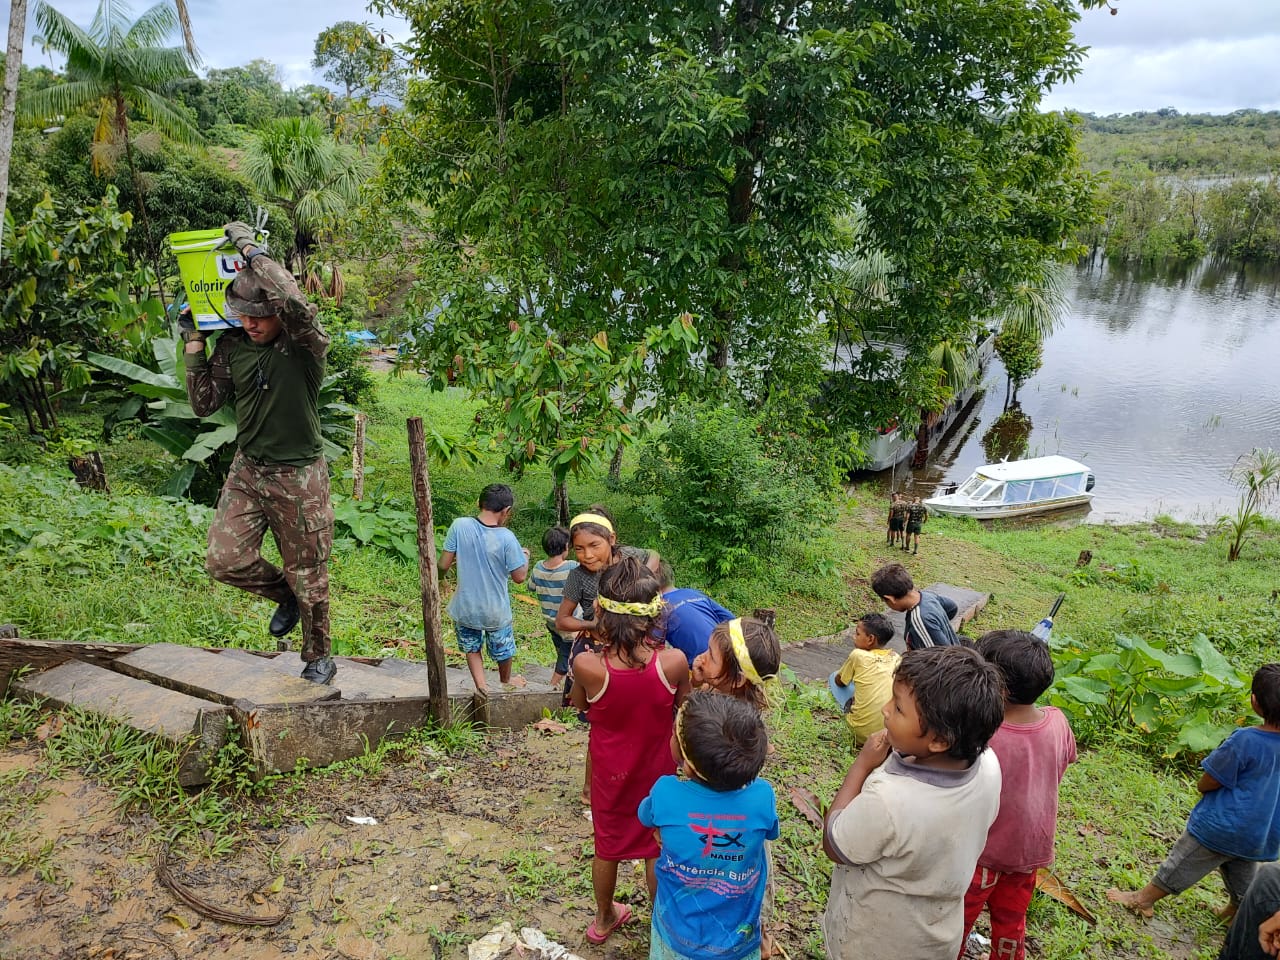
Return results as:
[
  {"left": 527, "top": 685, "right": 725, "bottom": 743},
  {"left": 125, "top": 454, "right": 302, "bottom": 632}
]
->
[
  {"left": 1, "top": 0, "right": 31, "bottom": 260},
  {"left": 312, "top": 21, "right": 391, "bottom": 102},
  {"left": 367, "top": 0, "right": 1108, "bottom": 479},
  {"left": 19, "top": 0, "right": 199, "bottom": 294}
]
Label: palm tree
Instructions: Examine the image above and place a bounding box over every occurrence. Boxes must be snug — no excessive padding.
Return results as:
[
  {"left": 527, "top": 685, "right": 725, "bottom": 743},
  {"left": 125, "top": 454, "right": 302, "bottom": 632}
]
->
[
  {"left": 20, "top": 0, "right": 199, "bottom": 291},
  {"left": 994, "top": 265, "right": 1068, "bottom": 405},
  {"left": 241, "top": 116, "right": 367, "bottom": 275},
  {"left": 23, "top": 0, "right": 200, "bottom": 170},
  {"left": 3, "top": 0, "right": 196, "bottom": 258}
]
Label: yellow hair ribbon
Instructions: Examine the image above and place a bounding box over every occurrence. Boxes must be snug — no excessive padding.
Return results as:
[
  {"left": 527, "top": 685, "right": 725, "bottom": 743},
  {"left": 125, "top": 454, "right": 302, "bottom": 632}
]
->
[
  {"left": 675, "top": 702, "right": 706, "bottom": 783},
  {"left": 728, "top": 617, "right": 777, "bottom": 688},
  {"left": 569, "top": 512, "right": 614, "bottom": 534},
  {"left": 598, "top": 593, "right": 663, "bottom": 617}
]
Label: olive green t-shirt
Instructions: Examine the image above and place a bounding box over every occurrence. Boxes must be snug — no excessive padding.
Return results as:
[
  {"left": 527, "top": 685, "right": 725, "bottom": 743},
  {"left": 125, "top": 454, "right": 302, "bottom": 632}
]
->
[{"left": 185, "top": 331, "right": 326, "bottom": 466}]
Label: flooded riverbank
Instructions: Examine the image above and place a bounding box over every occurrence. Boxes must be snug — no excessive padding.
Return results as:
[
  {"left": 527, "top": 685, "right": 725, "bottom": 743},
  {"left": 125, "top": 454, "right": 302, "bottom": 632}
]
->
[{"left": 879, "top": 257, "right": 1280, "bottom": 523}]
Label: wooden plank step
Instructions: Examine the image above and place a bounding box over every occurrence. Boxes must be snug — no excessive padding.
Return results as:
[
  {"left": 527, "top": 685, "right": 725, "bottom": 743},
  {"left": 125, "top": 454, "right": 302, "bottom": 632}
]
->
[
  {"left": 15, "top": 660, "right": 228, "bottom": 786},
  {"left": 218, "top": 650, "right": 427, "bottom": 701},
  {"left": 112, "top": 643, "right": 339, "bottom": 707}
]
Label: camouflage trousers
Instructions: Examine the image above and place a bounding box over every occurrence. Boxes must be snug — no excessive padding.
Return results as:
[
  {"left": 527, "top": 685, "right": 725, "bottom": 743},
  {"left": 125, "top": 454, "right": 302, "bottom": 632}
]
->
[{"left": 207, "top": 452, "right": 333, "bottom": 661}]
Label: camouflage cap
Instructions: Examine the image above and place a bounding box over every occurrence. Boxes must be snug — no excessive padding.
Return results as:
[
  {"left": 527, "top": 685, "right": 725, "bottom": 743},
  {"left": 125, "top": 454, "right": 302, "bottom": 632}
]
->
[{"left": 225, "top": 269, "right": 284, "bottom": 318}]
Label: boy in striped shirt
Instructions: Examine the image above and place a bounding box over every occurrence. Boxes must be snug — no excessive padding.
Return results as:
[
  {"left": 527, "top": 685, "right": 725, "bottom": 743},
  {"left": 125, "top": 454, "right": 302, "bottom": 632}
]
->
[{"left": 529, "top": 526, "right": 579, "bottom": 688}]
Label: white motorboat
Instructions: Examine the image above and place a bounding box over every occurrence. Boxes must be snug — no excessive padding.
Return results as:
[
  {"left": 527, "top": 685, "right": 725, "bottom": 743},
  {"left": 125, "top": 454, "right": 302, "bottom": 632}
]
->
[{"left": 924, "top": 455, "right": 1095, "bottom": 519}]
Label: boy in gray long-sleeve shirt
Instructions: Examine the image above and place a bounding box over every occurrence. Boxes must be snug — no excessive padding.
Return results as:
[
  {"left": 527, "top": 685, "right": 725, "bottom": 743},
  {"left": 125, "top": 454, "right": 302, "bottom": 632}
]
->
[{"left": 871, "top": 563, "right": 961, "bottom": 650}]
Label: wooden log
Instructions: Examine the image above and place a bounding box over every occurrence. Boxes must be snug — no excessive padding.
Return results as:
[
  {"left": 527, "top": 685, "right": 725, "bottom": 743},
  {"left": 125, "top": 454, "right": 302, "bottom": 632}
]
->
[
  {"left": 352, "top": 412, "right": 367, "bottom": 501},
  {"left": 15, "top": 660, "right": 228, "bottom": 786},
  {"left": 406, "top": 417, "right": 449, "bottom": 725},
  {"left": 113, "top": 643, "right": 340, "bottom": 706},
  {"left": 231, "top": 696, "right": 438, "bottom": 779}
]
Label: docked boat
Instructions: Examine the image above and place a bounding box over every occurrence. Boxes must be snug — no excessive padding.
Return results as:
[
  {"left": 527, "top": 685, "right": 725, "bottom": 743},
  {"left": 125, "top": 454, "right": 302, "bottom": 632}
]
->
[{"left": 924, "top": 455, "right": 1095, "bottom": 519}]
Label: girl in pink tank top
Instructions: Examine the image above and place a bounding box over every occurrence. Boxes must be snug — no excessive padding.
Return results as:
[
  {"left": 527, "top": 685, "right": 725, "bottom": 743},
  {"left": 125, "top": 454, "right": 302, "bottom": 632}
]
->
[{"left": 570, "top": 557, "right": 690, "bottom": 945}]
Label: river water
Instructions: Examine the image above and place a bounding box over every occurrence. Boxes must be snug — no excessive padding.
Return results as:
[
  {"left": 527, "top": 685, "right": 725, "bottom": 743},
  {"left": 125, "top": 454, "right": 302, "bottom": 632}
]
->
[{"left": 885, "top": 257, "right": 1280, "bottom": 523}]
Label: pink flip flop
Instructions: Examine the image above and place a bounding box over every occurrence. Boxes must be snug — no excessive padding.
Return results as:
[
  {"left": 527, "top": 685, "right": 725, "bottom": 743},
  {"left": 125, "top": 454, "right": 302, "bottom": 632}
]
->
[{"left": 586, "top": 902, "right": 633, "bottom": 944}]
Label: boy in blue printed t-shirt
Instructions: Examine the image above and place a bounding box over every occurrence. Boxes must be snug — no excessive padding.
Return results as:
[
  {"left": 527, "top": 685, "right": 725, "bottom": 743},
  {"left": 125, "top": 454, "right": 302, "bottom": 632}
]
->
[
  {"left": 1107, "top": 663, "right": 1280, "bottom": 920},
  {"left": 640, "top": 690, "right": 779, "bottom": 960},
  {"left": 438, "top": 484, "right": 530, "bottom": 695}
]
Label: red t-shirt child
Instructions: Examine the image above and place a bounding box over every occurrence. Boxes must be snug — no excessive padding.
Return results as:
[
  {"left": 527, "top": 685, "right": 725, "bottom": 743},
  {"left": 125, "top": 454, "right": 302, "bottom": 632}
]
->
[{"left": 960, "top": 705, "right": 1077, "bottom": 960}]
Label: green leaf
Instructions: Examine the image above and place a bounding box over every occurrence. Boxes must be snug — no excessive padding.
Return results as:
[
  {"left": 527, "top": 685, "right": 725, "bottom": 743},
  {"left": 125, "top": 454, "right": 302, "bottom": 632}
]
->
[
  {"left": 1060, "top": 676, "right": 1110, "bottom": 705},
  {"left": 87, "top": 351, "right": 177, "bottom": 389},
  {"left": 141, "top": 422, "right": 198, "bottom": 458},
  {"left": 1130, "top": 693, "right": 1162, "bottom": 732},
  {"left": 157, "top": 462, "right": 198, "bottom": 497},
  {"left": 183, "top": 423, "right": 238, "bottom": 463},
  {"left": 1191, "top": 634, "right": 1239, "bottom": 685}
]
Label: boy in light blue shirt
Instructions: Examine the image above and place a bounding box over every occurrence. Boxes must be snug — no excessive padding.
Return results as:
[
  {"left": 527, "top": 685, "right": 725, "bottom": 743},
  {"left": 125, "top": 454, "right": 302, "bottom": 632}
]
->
[{"left": 439, "top": 484, "right": 530, "bottom": 694}]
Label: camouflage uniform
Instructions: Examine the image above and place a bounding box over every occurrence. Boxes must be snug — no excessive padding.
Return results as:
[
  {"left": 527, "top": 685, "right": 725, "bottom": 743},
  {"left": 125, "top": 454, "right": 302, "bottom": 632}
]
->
[{"left": 184, "top": 254, "right": 333, "bottom": 662}]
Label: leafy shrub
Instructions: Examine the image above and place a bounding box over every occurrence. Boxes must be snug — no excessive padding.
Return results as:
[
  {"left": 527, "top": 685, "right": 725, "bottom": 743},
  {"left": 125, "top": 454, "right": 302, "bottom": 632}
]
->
[
  {"left": 631, "top": 402, "right": 833, "bottom": 579},
  {"left": 332, "top": 493, "right": 418, "bottom": 562},
  {"left": 1065, "top": 558, "right": 1164, "bottom": 593},
  {"left": 1048, "top": 632, "right": 1249, "bottom": 761}
]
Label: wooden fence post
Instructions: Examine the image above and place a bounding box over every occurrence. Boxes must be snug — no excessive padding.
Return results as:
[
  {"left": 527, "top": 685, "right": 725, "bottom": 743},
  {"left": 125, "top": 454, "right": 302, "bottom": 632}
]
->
[
  {"left": 407, "top": 417, "right": 449, "bottom": 724},
  {"left": 351, "top": 413, "right": 367, "bottom": 501}
]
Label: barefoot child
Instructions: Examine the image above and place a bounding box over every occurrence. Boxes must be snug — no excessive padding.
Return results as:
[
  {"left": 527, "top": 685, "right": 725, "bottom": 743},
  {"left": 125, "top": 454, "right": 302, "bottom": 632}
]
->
[
  {"left": 527, "top": 526, "right": 577, "bottom": 688},
  {"left": 960, "top": 631, "right": 1077, "bottom": 960},
  {"left": 438, "top": 484, "right": 530, "bottom": 694},
  {"left": 1107, "top": 663, "right": 1280, "bottom": 921},
  {"left": 570, "top": 558, "right": 690, "bottom": 945},
  {"left": 822, "top": 646, "right": 1005, "bottom": 960},
  {"left": 641, "top": 690, "right": 779, "bottom": 960},
  {"left": 828, "top": 613, "right": 900, "bottom": 746}
]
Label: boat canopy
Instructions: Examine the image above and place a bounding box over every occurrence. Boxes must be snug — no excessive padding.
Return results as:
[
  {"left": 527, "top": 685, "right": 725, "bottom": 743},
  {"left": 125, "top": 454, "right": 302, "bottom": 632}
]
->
[{"left": 966, "top": 455, "right": 1090, "bottom": 483}]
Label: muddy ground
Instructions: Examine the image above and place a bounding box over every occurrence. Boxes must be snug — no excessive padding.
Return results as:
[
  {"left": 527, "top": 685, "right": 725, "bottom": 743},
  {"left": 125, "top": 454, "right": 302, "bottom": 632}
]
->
[{"left": 0, "top": 725, "right": 826, "bottom": 960}]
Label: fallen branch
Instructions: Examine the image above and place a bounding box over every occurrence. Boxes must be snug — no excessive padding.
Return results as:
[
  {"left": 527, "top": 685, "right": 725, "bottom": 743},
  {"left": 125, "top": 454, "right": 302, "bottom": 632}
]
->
[{"left": 155, "top": 845, "right": 287, "bottom": 927}]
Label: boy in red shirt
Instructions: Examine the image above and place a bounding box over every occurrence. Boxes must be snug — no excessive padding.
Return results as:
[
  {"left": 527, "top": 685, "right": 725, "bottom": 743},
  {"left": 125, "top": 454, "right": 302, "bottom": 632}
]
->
[{"left": 960, "top": 630, "right": 1077, "bottom": 960}]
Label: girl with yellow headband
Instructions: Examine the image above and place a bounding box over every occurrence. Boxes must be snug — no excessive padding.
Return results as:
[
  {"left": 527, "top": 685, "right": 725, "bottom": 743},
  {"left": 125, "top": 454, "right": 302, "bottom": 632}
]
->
[
  {"left": 555, "top": 504, "right": 661, "bottom": 806},
  {"left": 569, "top": 556, "right": 690, "bottom": 945},
  {"left": 692, "top": 617, "right": 783, "bottom": 711}
]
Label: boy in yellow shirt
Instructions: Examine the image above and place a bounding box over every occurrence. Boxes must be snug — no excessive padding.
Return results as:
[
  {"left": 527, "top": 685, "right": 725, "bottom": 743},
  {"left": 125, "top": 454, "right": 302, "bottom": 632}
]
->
[{"left": 829, "top": 613, "right": 900, "bottom": 744}]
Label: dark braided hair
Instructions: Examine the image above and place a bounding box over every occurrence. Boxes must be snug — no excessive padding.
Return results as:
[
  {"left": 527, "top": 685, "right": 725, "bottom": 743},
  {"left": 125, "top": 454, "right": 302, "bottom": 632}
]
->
[{"left": 596, "top": 557, "right": 664, "bottom": 668}]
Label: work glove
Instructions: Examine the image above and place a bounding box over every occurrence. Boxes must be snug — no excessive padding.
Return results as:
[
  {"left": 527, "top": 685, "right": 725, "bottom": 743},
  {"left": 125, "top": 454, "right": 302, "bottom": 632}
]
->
[
  {"left": 223, "top": 221, "right": 257, "bottom": 255},
  {"left": 177, "top": 304, "right": 206, "bottom": 343}
]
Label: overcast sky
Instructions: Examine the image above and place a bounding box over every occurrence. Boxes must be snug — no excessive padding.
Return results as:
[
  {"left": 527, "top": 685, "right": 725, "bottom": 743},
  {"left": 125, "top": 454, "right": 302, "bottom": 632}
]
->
[{"left": 6, "top": 0, "right": 1280, "bottom": 116}]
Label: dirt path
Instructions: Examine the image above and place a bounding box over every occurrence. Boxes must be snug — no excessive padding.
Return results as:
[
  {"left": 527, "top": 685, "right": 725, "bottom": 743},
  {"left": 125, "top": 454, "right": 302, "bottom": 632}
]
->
[{"left": 0, "top": 726, "right": 822, "bottom": 960}]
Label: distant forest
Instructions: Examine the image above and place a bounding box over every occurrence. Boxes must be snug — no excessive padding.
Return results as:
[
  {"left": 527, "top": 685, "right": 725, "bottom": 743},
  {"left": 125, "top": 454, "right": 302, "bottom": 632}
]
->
[{"left": 1075, "top": 108, "right": 1280, "bottom": 177}]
